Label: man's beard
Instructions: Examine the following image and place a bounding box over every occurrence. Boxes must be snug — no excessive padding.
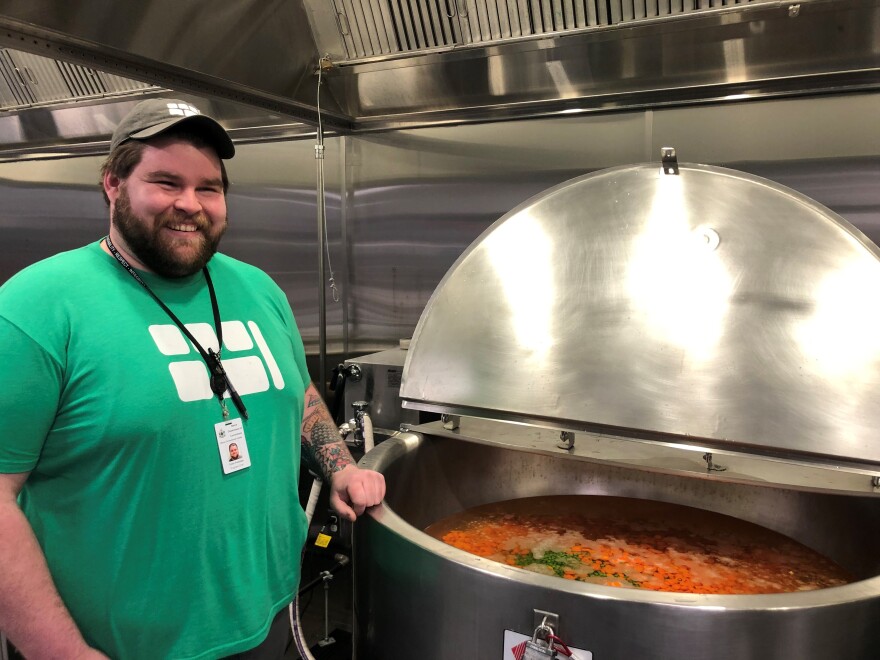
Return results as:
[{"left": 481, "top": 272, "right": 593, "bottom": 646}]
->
[{"left": 113, "top": 187, "right": 227, "bottom": 278}]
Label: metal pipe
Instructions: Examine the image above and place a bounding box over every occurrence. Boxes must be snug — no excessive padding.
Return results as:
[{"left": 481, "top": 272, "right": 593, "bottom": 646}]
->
[
  {"left": 316, "top": 137, "right": 326, "bottom": 397},
  {"left": 315, "top": 64, "right": 328, "bottom": 398}
]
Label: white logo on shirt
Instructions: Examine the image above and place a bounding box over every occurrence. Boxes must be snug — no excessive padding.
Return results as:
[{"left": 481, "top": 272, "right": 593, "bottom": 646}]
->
[{"left": 148, "top": 321, "right": 284, "bottom": 403}]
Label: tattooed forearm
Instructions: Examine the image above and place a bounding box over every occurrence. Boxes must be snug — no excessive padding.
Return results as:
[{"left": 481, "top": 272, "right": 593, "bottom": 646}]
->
[
  {"left": 300, "top": 381, "right": 355, "bottom": 480},
  {"left": 303, "top": 420, "right": 354, "bottom": 478}
]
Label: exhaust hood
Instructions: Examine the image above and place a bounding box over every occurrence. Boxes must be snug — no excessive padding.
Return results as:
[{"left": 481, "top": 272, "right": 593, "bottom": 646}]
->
[
  {"left": 0, "top": 0, "right": 877, "bottom": 135},
  {"left": 309, "top": 0, "right": 768, "bottom": 62}
]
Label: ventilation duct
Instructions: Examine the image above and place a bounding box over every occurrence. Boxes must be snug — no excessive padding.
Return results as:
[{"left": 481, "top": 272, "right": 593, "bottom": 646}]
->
[
  {"left": 0, "top": 48, "right": 157, "bottom": 111},
  {"left": 0, "top": 0, "right": 877, "bottom": 131},
  {"left": 329, "top": 0, "right": 764, "bottom": 61}
]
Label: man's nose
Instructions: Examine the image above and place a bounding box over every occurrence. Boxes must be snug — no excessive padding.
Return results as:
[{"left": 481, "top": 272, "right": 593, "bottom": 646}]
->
[{"left": 173, "top": 188, "right": 202, "bottom": 215}]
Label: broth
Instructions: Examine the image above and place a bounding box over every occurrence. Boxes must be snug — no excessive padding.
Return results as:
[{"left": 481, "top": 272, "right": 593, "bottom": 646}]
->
[{"left": 425, "top": 496, "right": 852, "bottom": 594}]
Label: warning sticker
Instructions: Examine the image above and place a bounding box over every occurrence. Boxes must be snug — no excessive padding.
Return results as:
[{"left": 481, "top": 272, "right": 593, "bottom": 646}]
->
[{"left": 502, "top": 630, "right": 592, "bottom": 660}]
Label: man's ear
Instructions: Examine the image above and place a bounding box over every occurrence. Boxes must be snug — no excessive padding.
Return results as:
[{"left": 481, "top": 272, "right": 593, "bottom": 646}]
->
[{"left": 103, "top": 171, "right": 122, "bottom": 206}]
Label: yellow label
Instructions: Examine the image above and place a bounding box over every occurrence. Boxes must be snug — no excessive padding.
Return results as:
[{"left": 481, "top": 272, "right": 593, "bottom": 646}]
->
[{"left": 315, "top": 533, "right": 332, "bottom": 548}]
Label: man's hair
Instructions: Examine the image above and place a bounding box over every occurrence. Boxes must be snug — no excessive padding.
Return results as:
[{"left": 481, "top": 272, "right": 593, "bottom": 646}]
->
[{"left": 99, "top": 128, "right": 230, "bottom": 205}]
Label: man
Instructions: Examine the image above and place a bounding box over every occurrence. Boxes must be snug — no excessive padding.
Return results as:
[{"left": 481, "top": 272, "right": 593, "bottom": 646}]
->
[{"left": 0, "top": 98, "right": 385, "bottom": 659}]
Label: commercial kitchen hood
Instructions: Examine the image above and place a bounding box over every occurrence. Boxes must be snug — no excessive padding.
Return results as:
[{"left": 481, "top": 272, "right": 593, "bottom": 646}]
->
[{"left": 0, "top": 0, "right": 877, "bottom": 138}]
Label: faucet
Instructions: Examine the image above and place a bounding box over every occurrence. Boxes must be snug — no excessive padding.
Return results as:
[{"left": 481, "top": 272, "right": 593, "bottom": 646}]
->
[{"left": 351, "top": 400, "right": 375, "bottom": 451}]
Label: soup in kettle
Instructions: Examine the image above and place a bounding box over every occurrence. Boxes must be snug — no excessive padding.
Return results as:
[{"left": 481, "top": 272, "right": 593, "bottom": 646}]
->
[{"left": 426, "top": 495, "right": 852, "bottom": 594}]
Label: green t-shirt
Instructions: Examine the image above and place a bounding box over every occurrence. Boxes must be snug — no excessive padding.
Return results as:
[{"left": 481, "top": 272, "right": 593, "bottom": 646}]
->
[{"left": 0, "top": 242, "right": 310, "bottom": 659}]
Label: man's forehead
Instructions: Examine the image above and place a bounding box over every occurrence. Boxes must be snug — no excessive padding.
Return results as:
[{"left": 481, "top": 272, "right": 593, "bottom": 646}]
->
[
  {"left": 133, "top": 139, "right": 223, "bottom": 178},
  {"left": 142, "top": 168, "right": 224, "bottom": 184}
]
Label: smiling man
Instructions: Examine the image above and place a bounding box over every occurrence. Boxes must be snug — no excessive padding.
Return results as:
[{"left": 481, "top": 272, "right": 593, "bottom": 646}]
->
[{"left": 0, "top": 99, "right": 384, "bottom": 659}]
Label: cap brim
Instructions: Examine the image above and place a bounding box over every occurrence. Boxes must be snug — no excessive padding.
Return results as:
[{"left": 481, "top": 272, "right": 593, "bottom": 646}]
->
[{"left": 129, "top": 114, "right": 235, "bottom": 159}]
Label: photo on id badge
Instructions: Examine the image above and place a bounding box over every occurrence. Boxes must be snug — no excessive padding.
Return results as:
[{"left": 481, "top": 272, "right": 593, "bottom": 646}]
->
[{"left": 215, "top": 418, "right": 251, "bottom": 474}]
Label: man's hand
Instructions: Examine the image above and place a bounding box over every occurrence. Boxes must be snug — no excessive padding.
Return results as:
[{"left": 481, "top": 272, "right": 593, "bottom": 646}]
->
[{"left": 328, "top": 464, "right": 386, "bottom": 522}]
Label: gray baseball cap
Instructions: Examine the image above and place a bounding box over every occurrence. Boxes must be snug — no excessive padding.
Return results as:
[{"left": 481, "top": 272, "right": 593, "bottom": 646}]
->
[{"left": 109, "top": 98, "right": 235, "bottom": 158}]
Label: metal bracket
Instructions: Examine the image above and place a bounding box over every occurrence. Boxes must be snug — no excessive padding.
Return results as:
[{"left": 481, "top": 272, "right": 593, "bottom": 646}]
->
[
  {"left": 557, "top": 431, "right": 575, "bottom": 451},
  {"left": 346, "top": 364, "right": 363, "bottom": 382},
  {"left": 661, "top": 146, "right": 679, "bottom": 175},
  {"left": 441, "top": 414, "right": 460, "bottom": 430},
  {"left": 871, "top": 476, "right": 880, "bottom": 491},
  {"left": 703, "top": 452, "right": 727, "bottom": 472},
  {"left": 533, "top": 609, "right": 560, "bottom": 636},
  {"left": 317, "top": 54, "right": 336, "bottom": 74}
]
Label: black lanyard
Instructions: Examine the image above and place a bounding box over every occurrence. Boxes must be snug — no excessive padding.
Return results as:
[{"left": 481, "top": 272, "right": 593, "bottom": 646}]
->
[{"left": 105, "top": 235, "right": 248, "bottom": 420}]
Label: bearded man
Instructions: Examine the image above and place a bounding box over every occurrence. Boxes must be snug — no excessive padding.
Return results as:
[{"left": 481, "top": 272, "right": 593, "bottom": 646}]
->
[{"left": 0, "top": 98, "right": 384, "bottom": 659}]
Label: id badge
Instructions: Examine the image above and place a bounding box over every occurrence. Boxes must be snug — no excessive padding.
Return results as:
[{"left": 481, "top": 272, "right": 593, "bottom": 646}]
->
[{"left": 215, "top": 418, "right": 251, "bottom": 474}]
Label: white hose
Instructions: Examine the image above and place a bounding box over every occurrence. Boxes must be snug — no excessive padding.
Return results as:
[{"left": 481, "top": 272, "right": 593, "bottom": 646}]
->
[
  {"left": 290, "top": 477, "right": 323, "bottom": 660},
  {"left": 362, "top": 414, "right": 374, "bottom": 452},
  {"left": 303, "top": 477, "right": 323, "bottom": 525},
  {"left": 292, "top": 418, "right": 375, "bottom": 657}
]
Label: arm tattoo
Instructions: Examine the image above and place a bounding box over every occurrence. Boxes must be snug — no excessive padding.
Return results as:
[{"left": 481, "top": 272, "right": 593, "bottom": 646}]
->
[
  {"left": 304, "top": 420, "right": 354, "bottom": 478},
  {"left": 300, "top": 386, "right": 354, "bottom": 479}
]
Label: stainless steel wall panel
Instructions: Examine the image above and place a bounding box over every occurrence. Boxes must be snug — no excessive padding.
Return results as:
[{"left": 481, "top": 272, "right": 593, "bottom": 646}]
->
[{"left": 0, "top": 94, "right": 877, "bottom": 377}]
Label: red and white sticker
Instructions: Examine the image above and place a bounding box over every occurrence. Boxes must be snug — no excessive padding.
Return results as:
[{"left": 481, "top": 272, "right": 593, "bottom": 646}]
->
[{"left": 503, "top": 630, "right": 592, "bottom": 660}]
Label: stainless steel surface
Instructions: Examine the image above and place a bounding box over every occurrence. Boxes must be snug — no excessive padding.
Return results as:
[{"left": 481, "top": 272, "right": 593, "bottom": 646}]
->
[
  {"left": 0, "top": 47, "right": 157, "bottom": 111},
  {"left": 0, "top": 96, "right": 877, "bottom": 365},
  {"left": 327, "top": 0, "right": 880, "bottom": 129},
  {"left": 0, "top": 91, "right": 317, "bottom": 161},
  {"left": 414, "top": 417, "right": 880, "bottom": 495},
  {"left": 1, "top": 0, "right": 878, "bottom": 131},
  {"left": 0, "top": 0, "right": 349, "bottom": 129},
  {"left": 400, "top": 158, "right": 880, "bottom": 468},
  {"left": 354, "top": 431, "right": 880, "bottom": 659},
  {"left": 344, "top": 348, "right": 421, "bottom": 429}
]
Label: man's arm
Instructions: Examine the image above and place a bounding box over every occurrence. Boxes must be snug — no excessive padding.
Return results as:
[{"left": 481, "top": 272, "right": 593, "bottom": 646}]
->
[
  {"left": 0, "top": 472, "right": 107, "bottom": 659},
  {"left": 300, "top": 381, "right": 385, "bottom": 521}
]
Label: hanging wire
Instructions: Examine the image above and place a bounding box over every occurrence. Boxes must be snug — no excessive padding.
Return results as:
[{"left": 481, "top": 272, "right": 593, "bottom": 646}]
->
[{"left": 316, "top": 62, "right": 339, "bottom": 303}]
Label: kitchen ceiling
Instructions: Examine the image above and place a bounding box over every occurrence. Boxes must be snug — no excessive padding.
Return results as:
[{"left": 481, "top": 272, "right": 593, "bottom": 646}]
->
[{"left": 0, "top": 0, "right": 876, "bottom": 145}]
